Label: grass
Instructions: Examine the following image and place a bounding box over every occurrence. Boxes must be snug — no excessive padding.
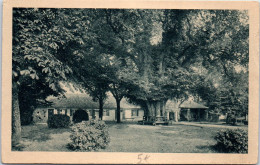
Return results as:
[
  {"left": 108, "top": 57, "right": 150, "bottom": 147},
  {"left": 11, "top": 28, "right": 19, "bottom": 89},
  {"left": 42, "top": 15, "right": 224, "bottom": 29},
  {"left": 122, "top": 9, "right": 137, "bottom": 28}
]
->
[
  {"left": 14, "top": 122, "right": 247, "bottom": 153},
  {"left": 13, "top": 124, "right": 71, "bottom": 151},
  {"left": 21, "top": 124, "right": 69, "bottom": 142},
  {"left": 102, "top": 123, "right": 221, "bottom": 153}
]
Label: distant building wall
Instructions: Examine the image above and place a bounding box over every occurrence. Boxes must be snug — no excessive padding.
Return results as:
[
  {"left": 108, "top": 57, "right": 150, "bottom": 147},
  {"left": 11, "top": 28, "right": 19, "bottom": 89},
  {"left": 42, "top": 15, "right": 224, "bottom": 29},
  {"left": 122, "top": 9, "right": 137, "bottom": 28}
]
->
[
  {"left": 103, "top": 109, "right": 115, "bottom": 120},
  {"left": 123, "top": 109, "right": 144, "bottom": 121},
  {"left": 33, "top": 108, "right": 144, "bottom": 123}
]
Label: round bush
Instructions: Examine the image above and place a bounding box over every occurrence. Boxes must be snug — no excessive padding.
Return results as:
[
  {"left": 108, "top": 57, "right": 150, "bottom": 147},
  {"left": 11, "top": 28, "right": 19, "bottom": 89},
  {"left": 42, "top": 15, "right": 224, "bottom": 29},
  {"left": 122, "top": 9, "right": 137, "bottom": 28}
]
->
[
  {"left": 226, "top": 113, "right": 237, "bottom": 125},
  {"left": 47, "top": 114, "right": 70, "bottom": 128},
  {"left": 214, "top": 128, "right": 248, "bottom": 153},
  {"left": 73, "top": 110, "right": 89, "bottom": 123},
  {"left": 68, "top": 120, "right": 110, "bottom": 151}
]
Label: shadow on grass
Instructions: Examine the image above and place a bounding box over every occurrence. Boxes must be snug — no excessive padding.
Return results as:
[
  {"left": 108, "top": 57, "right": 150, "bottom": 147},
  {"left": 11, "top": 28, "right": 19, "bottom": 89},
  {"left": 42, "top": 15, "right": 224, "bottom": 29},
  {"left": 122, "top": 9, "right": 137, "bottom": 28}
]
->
[
  {"left": 197, "top": 144, "right": 248, "bottom": 154},
  {"left": 196, "top": 145, "right": 217, "bottom": 153},
  {"left": 12, "top": 124, "right": 71, "bottom": 151},
  {"left": 113, "top": 124, "right": 129, "bottom": 129},
  {"left": 21, "top": 124, "right": 70, "bottom": 142},
  {"left": 210, "top": 144, "right": 248, "bottom": 154},
  {"left": 12, "top": 143, "right": 26, "bottom": 151}
]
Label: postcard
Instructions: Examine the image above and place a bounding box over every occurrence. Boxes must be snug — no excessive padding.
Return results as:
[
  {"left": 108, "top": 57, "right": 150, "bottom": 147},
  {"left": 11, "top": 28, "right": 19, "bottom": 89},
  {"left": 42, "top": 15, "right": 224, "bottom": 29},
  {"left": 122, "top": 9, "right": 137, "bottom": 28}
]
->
[{"left": 1, "top": 0, "right": 259, "bottom": 164}]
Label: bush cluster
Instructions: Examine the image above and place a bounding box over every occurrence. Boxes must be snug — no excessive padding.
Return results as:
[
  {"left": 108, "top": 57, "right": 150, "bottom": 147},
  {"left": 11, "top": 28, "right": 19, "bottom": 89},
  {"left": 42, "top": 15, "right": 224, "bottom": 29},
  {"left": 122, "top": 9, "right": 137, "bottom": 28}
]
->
[
  {"left": 47, "top": 114, "right": 70, "bottom": 128},
  {"left": 68, "top": 120, "right": 110, "bottom": 151},
  {"left": 226, "top": 115, "right": 237, "bottom": 125},
  {"left": 214, "top": 128, "right": 248, "bottom": 153},
  {"left": 73, "top": 109, "right": 89, "bottom": 123}
]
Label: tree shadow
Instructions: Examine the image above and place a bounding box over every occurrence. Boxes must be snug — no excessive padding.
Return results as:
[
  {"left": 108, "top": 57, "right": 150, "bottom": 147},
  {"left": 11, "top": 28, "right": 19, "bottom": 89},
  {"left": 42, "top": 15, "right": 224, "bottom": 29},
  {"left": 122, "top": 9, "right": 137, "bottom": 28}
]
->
[
  {"left": 12, "top": 143, "right": 26, "bottom": 151},
  {"left": 196, "top": 144, "right": 248, "bottom": 153},
  {"left": 196, "top": 145, "right": 218, "bottom": 153}
]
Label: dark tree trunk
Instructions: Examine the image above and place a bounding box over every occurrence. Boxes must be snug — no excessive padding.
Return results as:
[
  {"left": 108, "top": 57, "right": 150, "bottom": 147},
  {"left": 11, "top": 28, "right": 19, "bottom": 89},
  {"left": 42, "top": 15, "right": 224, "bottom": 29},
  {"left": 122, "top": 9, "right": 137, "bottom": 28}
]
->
[
  {"left": 146, "top": 100, "right": 167, "bottom": 121},
  {"left": 146, "top": 101, "right": 155, "bottom": 121},
  {"left": 174, "top": 110, "right": 179, "bottom": 122},
  {"left": 12, "top": 82, "right": 21, "bottom": 146},
  {"left": 155, "top": 101, "right": 161, "bottom": 117},
  {"left": 160, "top": 100, "right": 167, "bottom": 117},
  {"left": 116, "top": 99, "right": 121, "bottom": 123},
  {"left": 146, "top": 101, "right": 155, "bottom": 117},
  {"left": 99, "top": 98, "right": 103, "bottom": 120}
]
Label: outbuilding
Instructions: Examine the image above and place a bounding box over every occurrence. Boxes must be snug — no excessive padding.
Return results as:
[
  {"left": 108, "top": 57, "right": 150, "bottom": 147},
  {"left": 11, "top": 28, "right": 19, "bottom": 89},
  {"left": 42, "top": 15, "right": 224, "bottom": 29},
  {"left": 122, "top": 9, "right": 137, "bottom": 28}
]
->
[
  {"left": 33, "top": 93, "right": 144, "bottom": 123},
  {"left": 179, "top": 101, "right": 208, "bottom": 121}
]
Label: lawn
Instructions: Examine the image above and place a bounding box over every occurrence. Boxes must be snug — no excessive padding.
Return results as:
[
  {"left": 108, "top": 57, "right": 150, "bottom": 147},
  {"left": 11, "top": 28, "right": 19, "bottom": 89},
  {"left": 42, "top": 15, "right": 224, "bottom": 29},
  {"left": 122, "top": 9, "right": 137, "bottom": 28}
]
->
[
  {"left": 102, "top": 123, "right": 220, "bottom": 153},
  {"left": 14, "top": 122, "right": 246, "bottom": 153}
]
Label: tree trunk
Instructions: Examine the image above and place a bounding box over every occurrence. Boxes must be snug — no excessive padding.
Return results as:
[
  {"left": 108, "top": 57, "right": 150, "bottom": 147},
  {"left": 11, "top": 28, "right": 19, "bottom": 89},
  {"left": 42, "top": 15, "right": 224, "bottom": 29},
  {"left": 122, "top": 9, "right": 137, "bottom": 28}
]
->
[
  {"left": 146, "top": 100, "right": 167, "bottom": 121},
  {"left": 146, "top": 101, "right": 151, "bottom": 117},
  {"left": 187, "top": 109, "right": 191, "bottom": 121},
  {"left": 143, "top": 105, "right": 149, "bottom": 117},
  {"left": 116, "top": 99, "right": 121, "bottom": 123},
  {"left": 150, "top": 102, "right": 156, "bottom": 117},
  {"left": 160, "top": 100, "right": 167, "bottom": 117},
  {"left": 198, "top": 109, "right": 201, "bottom": 121},
  {"left": 174, "top": 111, "right": 178, "bottom": 122},
  {"left": 155, "top": 101, "right": 160, "bottom": 117},
  {"left": 158, "top": 55, "right": 165, "bottom": 76},
  {"left": 146, "top": 101, "right": 155, "bottom": 119},
  {"left": 99, "top": 98, "right": 103, "bottom": 120},
  {"left": 12, "top": 82, "right": 21, "bottom": 146}
]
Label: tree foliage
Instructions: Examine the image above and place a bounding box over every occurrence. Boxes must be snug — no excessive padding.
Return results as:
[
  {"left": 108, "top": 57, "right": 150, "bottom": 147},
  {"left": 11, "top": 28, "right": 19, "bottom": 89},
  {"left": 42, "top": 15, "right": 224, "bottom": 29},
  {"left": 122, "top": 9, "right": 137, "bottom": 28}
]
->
[
  {"left": 12, "top": 8, "right": 89, "bottom": 142},
  {"left": 12, "top": 8, "right": 249, "bottom": 143}
]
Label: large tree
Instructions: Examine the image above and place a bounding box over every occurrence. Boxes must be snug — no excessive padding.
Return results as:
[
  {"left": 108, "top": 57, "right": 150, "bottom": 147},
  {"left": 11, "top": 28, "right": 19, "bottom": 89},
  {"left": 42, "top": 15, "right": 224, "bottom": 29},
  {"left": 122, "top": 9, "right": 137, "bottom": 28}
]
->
[
  {"left": 67, "top": 9, "right": 149, "bottom": 122},
  {"left": 12, "top": 8, "right": 89, "bottom": 144},
  {"left": 114, "top": 9, "right": 249, "bottom": 121},
  {"left": 18, "top": 77, "right": 60, "bottom": 125},
  {"left": 12, "top": 9, "right": 249, "bottom": 141}
]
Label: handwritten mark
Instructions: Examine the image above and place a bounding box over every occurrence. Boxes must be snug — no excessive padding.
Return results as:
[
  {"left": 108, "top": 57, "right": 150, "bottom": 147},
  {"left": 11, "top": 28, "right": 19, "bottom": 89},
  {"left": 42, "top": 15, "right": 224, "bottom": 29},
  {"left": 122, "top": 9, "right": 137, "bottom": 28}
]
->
[{"left": 137, "top": 153, "right": 150, "bottom": 164}]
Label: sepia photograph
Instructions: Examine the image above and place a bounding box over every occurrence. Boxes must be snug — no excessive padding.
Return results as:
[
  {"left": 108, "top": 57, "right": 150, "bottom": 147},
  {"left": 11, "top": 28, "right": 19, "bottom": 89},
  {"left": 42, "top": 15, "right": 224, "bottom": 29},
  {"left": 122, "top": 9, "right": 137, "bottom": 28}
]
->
[{"left": 1, "top": 0, "right": 259, "bottom": 164}]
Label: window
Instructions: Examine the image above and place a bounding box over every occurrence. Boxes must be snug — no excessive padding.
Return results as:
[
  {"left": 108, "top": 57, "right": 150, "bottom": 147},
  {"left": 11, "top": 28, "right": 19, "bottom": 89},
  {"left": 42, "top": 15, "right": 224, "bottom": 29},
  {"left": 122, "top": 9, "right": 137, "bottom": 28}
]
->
[
  {"left": 106, "top": 110, "right": 110, "bottom": 116},
  {"left": 61, "top": 109, "right": 65, "bottom": 115},
  {"left": 131, "top": 110, "right": 139, "bottom": 116},
  {"left": 91, "top": 110, "right": 95, "bottom": 117},
  {"left": 57, "top": 109, "right": 63, "bottom": 114}
]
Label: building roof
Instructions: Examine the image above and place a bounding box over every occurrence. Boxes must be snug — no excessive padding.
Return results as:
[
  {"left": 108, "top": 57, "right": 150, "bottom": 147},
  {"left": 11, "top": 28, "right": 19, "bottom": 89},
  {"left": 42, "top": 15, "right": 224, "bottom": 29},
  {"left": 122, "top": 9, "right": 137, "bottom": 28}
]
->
[
  {"left": 179, "top": 100, "right": 208, "bottom": 109},
  {"left": 47, "top": 93, "right": 140, "bottom": 109},
  {"left": 165, "top": 100, "right": 179, "bottom": 111}
]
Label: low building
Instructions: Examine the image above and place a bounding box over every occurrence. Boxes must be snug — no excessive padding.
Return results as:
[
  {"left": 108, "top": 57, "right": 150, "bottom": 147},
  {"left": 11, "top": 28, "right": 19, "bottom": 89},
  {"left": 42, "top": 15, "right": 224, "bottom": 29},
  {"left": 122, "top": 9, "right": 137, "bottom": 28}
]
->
[
  {"left": 166, "top": 100, "right": 209, "bottom": 122},
  {"left": 179, "top": 101, "right": 209, "bottom": 121},
  {"left": 33, "top": 93, "right": 144, "bottom": 123}
]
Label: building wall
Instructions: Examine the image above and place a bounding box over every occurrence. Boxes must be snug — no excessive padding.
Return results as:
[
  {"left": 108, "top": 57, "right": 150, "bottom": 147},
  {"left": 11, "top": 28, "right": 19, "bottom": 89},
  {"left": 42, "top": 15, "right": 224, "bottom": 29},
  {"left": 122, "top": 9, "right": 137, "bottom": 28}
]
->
[
  {"left": 103, "top": 109, "right": 116, "bottom": 121},
  {"left": 124, "top": 109, "right": 144, "bottom": 121},
  {"left": 179, "top": 108, "right": 209, "bottom": 122},
  {"left": 124, "top": 109, "right": 132, "bottom": 118},
  {"left": 135, "top": 109, "right": 144, "bottom": 121},
  {"left": 33, "top": 108, "right": 144, "bottom": 123}
]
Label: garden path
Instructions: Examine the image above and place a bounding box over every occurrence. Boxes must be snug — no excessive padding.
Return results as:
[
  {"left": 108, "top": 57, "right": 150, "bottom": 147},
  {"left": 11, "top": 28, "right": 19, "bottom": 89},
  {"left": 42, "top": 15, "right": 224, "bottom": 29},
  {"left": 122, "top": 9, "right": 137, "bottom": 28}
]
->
[{"left": 173, "top": 122, "right": 247, "bottom": 129}]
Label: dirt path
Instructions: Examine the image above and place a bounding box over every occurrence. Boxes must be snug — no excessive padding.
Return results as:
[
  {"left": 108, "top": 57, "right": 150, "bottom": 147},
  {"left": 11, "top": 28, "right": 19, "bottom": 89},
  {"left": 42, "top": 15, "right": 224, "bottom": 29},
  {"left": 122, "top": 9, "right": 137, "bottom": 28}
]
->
[{"left": 173, "top": 122, "right": 248, "bottom": 129}]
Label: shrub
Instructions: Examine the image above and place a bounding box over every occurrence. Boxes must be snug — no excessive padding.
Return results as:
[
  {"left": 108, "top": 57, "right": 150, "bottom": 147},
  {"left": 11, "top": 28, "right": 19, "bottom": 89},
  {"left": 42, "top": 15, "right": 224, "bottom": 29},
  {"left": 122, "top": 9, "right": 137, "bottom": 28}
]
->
[
  {"left": 214, "top": 128, "right": 248, "bottom": 153},
  {"left": 73, "top": 110, "right": 89, "bottom": 123},
  {"left": 47, "top": 114, "right": 70, "bottom": 128},
  {"left": 68, "top": 120, "right": 110, "bottom": 151}
]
